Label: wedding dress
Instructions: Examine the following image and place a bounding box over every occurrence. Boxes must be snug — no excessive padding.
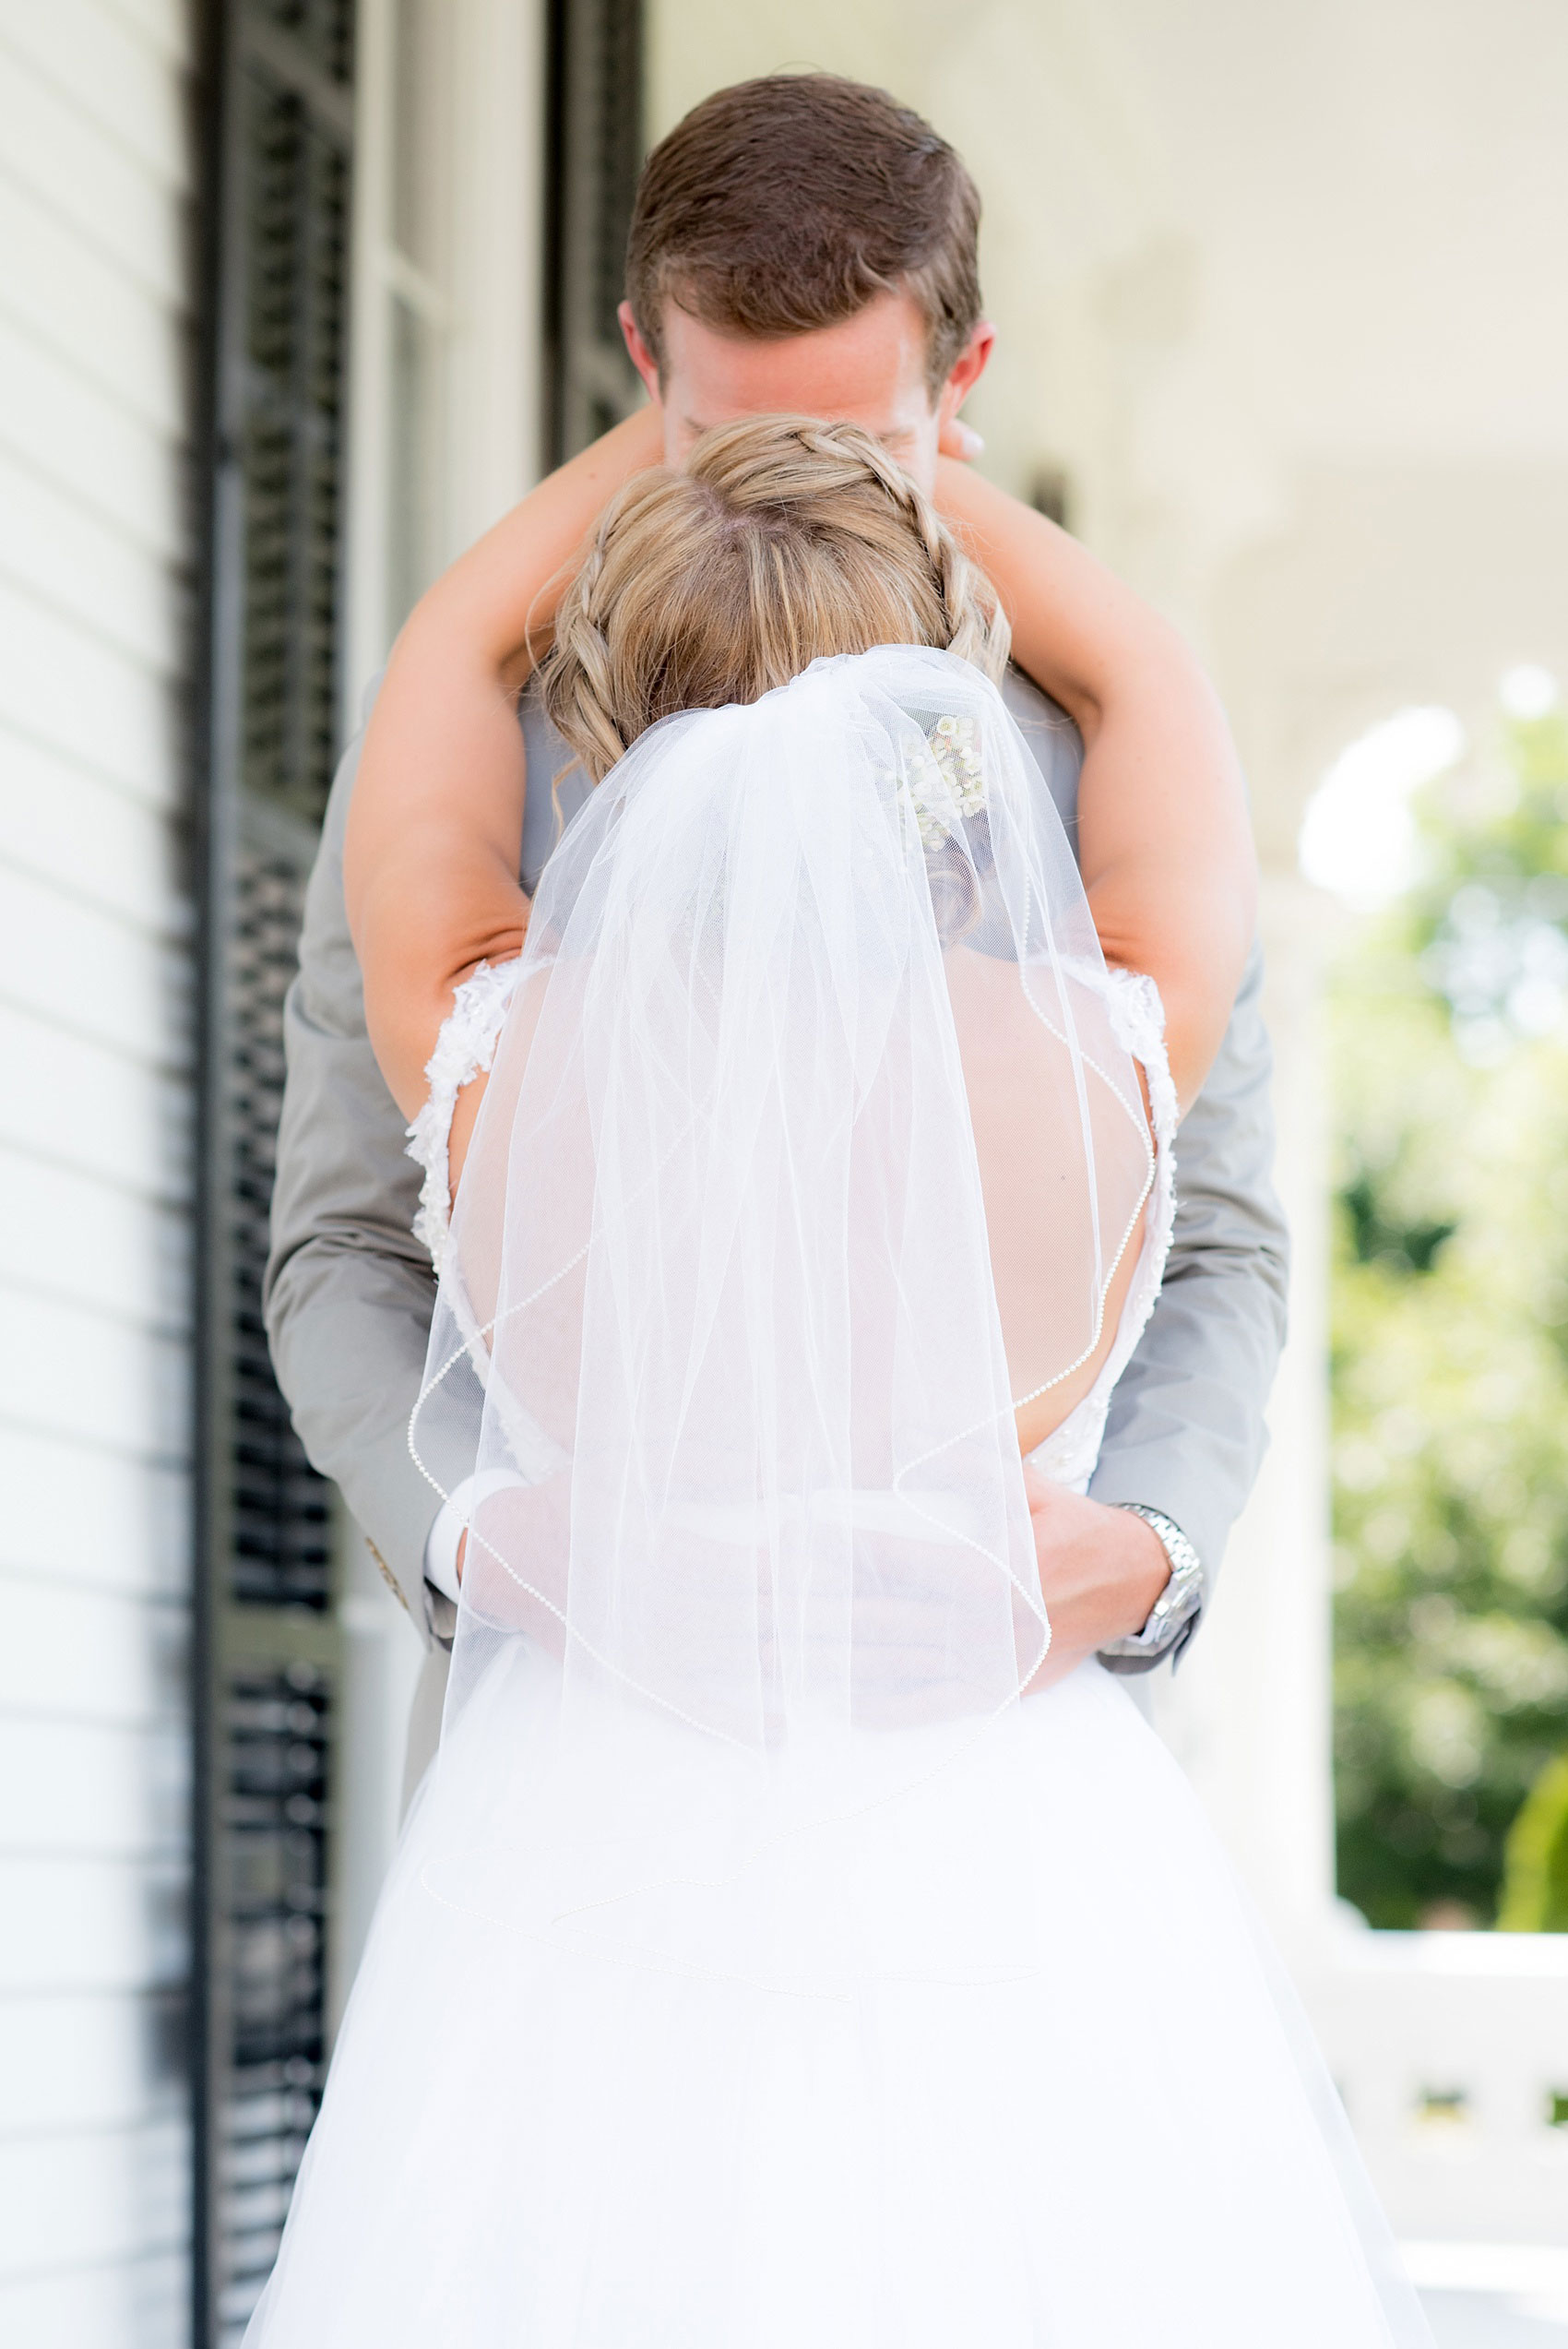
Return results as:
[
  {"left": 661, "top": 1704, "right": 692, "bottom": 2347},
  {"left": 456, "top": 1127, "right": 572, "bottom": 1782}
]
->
[{"left": 245, "top": 650, "right": 1431, "bottom": 2347}]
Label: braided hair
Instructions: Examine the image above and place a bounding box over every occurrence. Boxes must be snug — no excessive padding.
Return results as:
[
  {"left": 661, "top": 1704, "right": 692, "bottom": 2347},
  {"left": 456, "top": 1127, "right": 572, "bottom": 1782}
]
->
[{"left": 537, "top": 415, "right": 1010, "bottom": 786}]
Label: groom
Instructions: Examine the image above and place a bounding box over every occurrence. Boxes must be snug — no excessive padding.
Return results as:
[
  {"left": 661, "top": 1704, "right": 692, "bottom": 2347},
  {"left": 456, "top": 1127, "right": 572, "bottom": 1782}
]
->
[{"left": 266, "top": 73, "right": 1288, "bottom": 1784}]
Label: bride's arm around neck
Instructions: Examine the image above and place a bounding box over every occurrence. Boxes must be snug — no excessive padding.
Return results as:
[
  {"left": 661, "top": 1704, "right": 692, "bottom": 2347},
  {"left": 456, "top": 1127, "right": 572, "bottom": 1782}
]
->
[
  {"left": 344, "top": 408, "right": 1255, "bottom": 1174},
  {"left": 342, "top": 407, "right": 664, "bottom": 1142},
  {"left": 935, "top": 461, "right": 1256, "bottom": 1115}
]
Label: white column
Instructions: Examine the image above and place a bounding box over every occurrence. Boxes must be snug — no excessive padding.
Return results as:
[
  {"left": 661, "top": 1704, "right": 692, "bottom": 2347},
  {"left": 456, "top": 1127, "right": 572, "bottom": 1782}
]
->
[
  {"left": 1150, "top": 870, "right": 1339, "bottom": 1948},
  {"left": 444, "top": 0, "right": 548, "bottom": 548}
]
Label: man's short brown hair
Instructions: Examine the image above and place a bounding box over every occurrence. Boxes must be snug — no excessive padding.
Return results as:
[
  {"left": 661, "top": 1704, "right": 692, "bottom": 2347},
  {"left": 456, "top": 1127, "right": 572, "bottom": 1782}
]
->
[{"left": 625, "top": 74, "right": 982, "bottom": 398}]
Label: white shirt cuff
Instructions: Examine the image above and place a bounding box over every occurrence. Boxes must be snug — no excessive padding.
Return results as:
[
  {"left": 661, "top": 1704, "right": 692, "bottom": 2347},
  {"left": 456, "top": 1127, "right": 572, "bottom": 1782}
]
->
[
  {"left": 422, "top": 1479, "right": 472, "bottom": 1606},
  {"left": 422, "top": 1471, "right": 530, "bottom": 1605}
]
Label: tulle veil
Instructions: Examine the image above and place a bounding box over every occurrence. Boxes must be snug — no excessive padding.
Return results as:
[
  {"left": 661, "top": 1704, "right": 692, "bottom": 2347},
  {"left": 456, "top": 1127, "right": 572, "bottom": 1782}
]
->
[{"left": 408, "top": 645, "right": 1154, "bottom": 1986}]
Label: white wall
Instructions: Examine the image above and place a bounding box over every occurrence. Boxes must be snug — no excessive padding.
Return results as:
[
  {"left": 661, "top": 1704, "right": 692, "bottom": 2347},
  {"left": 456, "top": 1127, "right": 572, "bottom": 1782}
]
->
[{"left": 0, "top": 2, "right": 196, "bottom": 2341}]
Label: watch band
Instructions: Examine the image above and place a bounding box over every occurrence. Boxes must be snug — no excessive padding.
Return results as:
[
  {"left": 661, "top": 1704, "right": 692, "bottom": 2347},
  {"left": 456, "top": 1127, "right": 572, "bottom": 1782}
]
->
[{"left": 1097, "top": 1505, "right": 1206, "bottom": 1665}]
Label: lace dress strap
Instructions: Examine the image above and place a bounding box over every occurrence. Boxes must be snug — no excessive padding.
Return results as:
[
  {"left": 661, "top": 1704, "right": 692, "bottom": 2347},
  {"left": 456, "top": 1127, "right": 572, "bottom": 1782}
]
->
[{"left": 406, "top": 959, "right": 526, "bottom": 1270}]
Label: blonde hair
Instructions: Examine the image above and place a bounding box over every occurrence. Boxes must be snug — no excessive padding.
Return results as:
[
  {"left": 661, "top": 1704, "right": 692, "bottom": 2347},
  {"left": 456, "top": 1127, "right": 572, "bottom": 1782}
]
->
[{"left": 538, "top": 414, "right": 1010, "bottom": 783}]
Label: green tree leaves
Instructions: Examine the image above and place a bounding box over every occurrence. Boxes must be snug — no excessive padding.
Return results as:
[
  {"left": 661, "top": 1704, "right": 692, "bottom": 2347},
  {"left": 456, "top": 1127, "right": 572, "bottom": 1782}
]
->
[
  {"left": 1332, "top": 709, "right": 1568, "bottom": 1928},
  {"left": 1498, "top": 1755, "right": 1568, "bottom": 1932}
]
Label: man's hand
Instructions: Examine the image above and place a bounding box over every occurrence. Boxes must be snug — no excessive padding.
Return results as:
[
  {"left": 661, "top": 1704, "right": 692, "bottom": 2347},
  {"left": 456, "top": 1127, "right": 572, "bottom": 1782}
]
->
[{"left": 1023, "top": 1466, "right": 1169, "bottom": 1687}]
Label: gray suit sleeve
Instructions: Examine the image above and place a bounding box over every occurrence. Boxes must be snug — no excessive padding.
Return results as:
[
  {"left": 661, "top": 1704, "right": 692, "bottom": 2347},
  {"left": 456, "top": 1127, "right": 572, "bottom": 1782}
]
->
[
  {"left": 1087, "top": 937, "right": 1289, "bottom": 1623},
  {"left": 1004, "top": 670, "right": 1290, "bottom": 1615},
  {"left": 263, "top": 722, "right": 454, "bottom": 1643}
]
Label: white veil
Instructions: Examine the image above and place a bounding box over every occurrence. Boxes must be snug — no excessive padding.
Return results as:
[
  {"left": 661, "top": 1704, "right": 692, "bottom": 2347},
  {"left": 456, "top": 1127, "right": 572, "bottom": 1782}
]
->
[{"left": 409, "top": 646, "right": 1154, "bottom": 1986}]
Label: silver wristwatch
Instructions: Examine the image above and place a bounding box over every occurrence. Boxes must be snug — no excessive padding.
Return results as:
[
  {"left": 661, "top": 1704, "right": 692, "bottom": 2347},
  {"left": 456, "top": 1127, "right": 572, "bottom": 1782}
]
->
[{"left": 1097, "top": 1505, "right": 1206, "bottom": 1670}]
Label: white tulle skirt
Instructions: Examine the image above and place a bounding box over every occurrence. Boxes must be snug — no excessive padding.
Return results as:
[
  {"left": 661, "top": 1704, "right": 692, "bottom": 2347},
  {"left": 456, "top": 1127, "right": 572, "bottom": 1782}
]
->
[{"left": 245, "top": 1652, "right": 1431, "bottom": 2347}]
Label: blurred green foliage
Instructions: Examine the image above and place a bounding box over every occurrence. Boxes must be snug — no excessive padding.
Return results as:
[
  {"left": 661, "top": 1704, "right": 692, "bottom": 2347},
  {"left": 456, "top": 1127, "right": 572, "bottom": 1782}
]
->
[
  {"left": 1497, "top": 1755, "right": 1568, "bottom": 1931},
  {"left": 1331, "top": 708, "right": 1568, "bottom": 1928}
]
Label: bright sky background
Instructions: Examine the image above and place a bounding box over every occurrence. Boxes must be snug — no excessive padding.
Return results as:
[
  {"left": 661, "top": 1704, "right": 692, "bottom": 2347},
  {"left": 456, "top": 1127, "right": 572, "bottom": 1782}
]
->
[
  {"left": 1299, "top": 706, "right": 1467, "bottom": 905},
  {"left": 1300, "top": 667, "right": 1562, "bottom": 905}
]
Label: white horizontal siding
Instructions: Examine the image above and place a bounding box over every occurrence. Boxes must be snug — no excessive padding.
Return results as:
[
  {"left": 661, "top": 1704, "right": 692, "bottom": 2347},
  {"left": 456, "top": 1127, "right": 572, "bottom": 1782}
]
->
[
  {"left": 0, "top": 1286, "right": 188, "bottom": 1461},
  {"left": 0, "top": 1855, "right": 183, "bottom": 1993},
  {"left": 0, "top": 9, "right": 196, "bottom": 2343},
  {"left": 0, "top": 45, "right": 184, "bottom": 302},
  {"left": 0, "top": 2118, "right": 188, "bottom": 2278},
  {"left": 0, "top": 2249, "right": 186, "bottom": 2346},
  {"left": 0, "top": 1718, "right": 186, "bottom": 1858},
  {"left": 104, "top": 0, "right": 190, "bottom": 65},
  {"left": 0, "top": 313, "right": 182, "bottom": 555},
  {"left": 0, "top": 1991, "right": 186, "bottom": 2135},
  {"left": 0, "top": 443, "right": 182, "bottom": 669},
  {"left": 0, "top": 864, "right": 191, "bottom": 1069},
  {"left": 0, "top": 1004, "right": 190, "bottom": 1198},
  {"left": 0, "top": 1, "right": 188, "bottom": 185},
  {"left": 0, "top": 173, "right": 184, "bottom": 435},
  {"left": 0, "top": 1427, "right": 188, "bottom": 1598},
  {"left": 0, "top": 1146, "right": 188, "bottom": 1326},
  {"left": 0, "top": 1576, "right": 184, "bottom": 1730},
  {"left": 0, "top": 735, "right": 186, "bottom": 932},
  {"left": 0, "top": 574, "right": 179, "bottom": 806}
]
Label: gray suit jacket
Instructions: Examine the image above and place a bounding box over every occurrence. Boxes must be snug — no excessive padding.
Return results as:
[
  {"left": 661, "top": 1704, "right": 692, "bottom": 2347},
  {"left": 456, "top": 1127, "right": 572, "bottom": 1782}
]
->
[{"left": 265, "top": 673, "right": 1288, "bottom": 1660}]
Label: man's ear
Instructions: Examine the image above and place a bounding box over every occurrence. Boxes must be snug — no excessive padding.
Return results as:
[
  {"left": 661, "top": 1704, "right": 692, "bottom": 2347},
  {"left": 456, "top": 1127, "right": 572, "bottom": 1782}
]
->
[
  {"left": 937, "top": 320, "right": 996, "bottom": 430},
  {"left": 619, "top": 302, "right": 663, "bottom": 404}
]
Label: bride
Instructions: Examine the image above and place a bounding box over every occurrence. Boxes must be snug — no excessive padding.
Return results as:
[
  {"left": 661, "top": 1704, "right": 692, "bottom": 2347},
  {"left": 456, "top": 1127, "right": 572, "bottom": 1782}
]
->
[{"left": 247, "top": 413, "right": 1431, "bottom": 2345}]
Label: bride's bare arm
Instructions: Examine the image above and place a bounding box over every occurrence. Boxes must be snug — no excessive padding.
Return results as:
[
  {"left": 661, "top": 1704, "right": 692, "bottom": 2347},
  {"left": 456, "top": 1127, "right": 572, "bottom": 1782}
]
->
[
  {"left": 934, "top": 462, "right": 1255, "bottom": 1113},
  {"left": 349, "top": 414, "right": 1248, "bottom": 1139},
  {"left": 344, "top": 405, "right": 664, "bottom": 1129}
]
